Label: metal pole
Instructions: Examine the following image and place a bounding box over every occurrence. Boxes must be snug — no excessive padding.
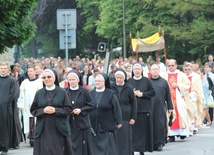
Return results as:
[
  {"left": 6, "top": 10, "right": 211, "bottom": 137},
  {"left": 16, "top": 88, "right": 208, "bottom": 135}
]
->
[
  {"left": 104, "top": 49, "right": 110, "bottom": 75},
  {"left": 65, "top": 12, "right": 68, "bottom": 67},
  {"left": 122, "top": 0, "right": 126, "bottom": 59}
]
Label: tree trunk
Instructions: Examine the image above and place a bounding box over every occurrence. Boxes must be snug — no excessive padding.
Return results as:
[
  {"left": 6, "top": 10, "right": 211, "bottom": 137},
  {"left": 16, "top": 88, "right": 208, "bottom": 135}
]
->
[{"left": 31, "top": 38, "right": 37, "bottom": 58}]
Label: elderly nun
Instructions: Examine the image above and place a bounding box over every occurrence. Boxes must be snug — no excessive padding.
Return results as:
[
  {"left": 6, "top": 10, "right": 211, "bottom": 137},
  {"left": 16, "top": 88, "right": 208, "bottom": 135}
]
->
[
  {"left": 30, "top": 68, "right": 74, "bottom": 155},
  {"left": 89, "top": 73, "right": 122, "bottom": 155},
  {"left": 65, "top": 70, "right": 95, "bottom": 155},
  {"left": 111, "top": 68, "right": 137, "bottom": 155},
  {"left": 127, "top": 62, "right": 156, "bottom": 155}
]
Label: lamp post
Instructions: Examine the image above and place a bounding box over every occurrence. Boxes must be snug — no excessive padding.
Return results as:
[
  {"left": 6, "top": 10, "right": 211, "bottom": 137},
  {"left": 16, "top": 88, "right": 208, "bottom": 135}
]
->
[{"left": 122, "top": 0, "right": 126, "bottom": 59}]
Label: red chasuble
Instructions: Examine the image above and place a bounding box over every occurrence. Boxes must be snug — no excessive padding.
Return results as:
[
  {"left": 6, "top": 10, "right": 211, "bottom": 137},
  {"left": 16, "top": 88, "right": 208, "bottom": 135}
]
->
[
  {"left": 168, "top": 73, "right": 180, "bottom": 129},
  {"left": 64, "top": 81, "right": 69, "bottom": 88},
  {"left": 188, "top": 76, "right": 192, "bottom": 93}
]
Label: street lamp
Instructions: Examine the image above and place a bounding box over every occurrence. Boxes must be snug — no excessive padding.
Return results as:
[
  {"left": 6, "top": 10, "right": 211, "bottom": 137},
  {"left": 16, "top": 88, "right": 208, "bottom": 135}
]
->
[{"left": 122, "top": 0, "right": 126, "bottom": 58}]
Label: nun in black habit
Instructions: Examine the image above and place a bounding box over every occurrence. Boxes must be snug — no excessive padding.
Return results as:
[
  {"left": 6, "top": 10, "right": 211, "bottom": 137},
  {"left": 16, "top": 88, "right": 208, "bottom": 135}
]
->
[
  {"left": 65, "top": 70, "right": 95, "bottom": 155},
  {"left": 89, "top": 73, "right": 122, "bottom": 155},
  {"left": 111, "top": 68, "right": 137, "bottom": 155},
  {"left": 30, "top": 68, "right": 74, "bottom": 155},
  {"left": 127, "top": 62, "right": 156, "bottom": 155}
]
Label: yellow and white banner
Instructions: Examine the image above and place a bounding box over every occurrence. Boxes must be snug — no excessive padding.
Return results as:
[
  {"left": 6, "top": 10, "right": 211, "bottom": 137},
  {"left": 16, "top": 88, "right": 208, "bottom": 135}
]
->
[{"left": 131, "top": 32, "right": 165, "bottom": 52}]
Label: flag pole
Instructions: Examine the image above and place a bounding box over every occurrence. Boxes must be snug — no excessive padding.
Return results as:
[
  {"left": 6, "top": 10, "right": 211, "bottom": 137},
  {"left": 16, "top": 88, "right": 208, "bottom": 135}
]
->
[{"left": 162, "top": 29, "right": 167, "bottom": 64}]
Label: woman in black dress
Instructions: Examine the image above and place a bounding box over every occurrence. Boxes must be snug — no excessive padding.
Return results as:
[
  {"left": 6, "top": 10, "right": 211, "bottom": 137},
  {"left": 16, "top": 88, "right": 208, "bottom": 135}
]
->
[
  {"left": 66, "top": 70, "right": 94, "bottom": 155},
  {"left": 127, "top": 62, "right": 156, "bottom": 155},
  {"left": 30, "top": 68, "right": 73, "bottom": 155},
  {"left": 89, "top": 73, "right": 123, "bottom": 155},
  {"left": 111, "top": 68, "right": 137, "bottom": 155}
]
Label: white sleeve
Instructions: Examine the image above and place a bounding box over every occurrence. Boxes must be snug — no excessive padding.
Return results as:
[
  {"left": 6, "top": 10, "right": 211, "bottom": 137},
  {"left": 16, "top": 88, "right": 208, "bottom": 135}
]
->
[
  {"left": 17, "top": 81, "right": 25, "bottom": 109},
  {"left": 88, "top": 76, "right": 93, "bottom": 86},
  {"left": 189, "top": 91, "right": 197, "bottom": 102}
]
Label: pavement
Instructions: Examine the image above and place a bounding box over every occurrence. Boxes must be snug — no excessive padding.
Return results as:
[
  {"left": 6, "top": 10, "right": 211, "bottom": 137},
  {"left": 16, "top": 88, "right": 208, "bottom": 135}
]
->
[
  {"left": 6, "top": 124, "right": 214, "bottom": 155},
  {"left": 137, "top": 124, "right": 214, "bottom": 155}
]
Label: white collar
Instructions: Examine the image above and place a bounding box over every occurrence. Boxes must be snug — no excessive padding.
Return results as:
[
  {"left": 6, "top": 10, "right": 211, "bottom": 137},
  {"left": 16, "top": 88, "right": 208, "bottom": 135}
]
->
[
  {"left": 46, "top": 85, "right": 56, "bottom": 90},
  {"left": 0, "top": 74, "right": 7, "bottom": 77},
  {"left": 187, "top": 72, "right": 193, "bottom": 77},
  {"left": 96, "top": 87, "right": 105, "bottom": 92},
  {"left": 116, "top": 82, "right": 125, "bottom": 86},
  {"left": 168, "top": 69, "right": 180, "bottom": 74},
  {"left": 169, "top": 71, "right": 177, "bottom": 74},
  {"left": 133, "top": 75, "right": 142, "bottom": 80},
  {"left": 70, "top": 85, "right": 79, "bottom": 90}
]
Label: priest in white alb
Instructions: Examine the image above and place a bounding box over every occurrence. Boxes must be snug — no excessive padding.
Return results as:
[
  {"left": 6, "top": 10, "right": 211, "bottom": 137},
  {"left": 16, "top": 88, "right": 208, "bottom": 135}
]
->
[{"left": 17, "top": 64, "right": 43, "bottom": 146}]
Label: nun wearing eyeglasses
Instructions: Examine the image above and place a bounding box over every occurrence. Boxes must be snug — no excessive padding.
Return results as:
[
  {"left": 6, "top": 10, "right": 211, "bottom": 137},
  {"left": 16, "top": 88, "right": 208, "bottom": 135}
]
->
[
  {"left": 89, "top": 73, "right": 122, "bottom": 155},
  {"left": 111, "top": 68, "right": 137, "bottom": 155},
  {"left": 127, "top": 62, "right": 155, "bottom": 155},
  {"left": 65, "top": 70, "right": 95, "bottom": 155},
  {"left": 30, "top": 68, "right": 74, "bottom": 155}
]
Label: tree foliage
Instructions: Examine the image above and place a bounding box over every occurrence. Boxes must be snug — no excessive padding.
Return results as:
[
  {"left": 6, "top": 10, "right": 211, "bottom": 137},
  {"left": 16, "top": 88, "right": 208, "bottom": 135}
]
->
[
  {"left": 76, "top": 0, "right": 214, "bottom": 63},
  {"left": 0, "top": 0, "right": 36, "bottom": 54},
  {"left": 24, "top": 0, "right": 103, "bottom": 59},
  {"left": 16, "top": 0, "right": 214, "bottom": 63},
  {"left": 26, "top": 0, "right": 75, "bottom": 57}
]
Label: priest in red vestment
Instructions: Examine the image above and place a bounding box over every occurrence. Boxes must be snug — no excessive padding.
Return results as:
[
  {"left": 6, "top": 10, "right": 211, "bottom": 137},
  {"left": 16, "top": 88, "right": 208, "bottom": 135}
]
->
[{"left": 164, "top": 59, "right": 191, "bottom": 142}]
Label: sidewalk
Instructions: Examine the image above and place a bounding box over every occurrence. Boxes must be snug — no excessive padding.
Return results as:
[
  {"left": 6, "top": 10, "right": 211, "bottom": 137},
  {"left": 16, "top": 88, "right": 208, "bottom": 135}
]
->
[
  {"left": 7, "top": 124, "right": 214, "bottom": 155},
  {"left": 135, "top": 124, "right": 214, "bottom": 155}
]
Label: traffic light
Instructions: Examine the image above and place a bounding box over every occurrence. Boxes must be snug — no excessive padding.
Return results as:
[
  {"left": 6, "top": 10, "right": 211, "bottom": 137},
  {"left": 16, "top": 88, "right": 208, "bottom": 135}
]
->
[{"left": 97, "top": 42, "right": 106, "bottom": 52}]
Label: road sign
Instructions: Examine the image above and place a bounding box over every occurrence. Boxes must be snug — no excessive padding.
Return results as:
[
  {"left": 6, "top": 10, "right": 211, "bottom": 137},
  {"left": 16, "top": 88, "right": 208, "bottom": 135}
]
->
[
  {"left": 57, "top": 9, "right": 77, "bottom": 30},
  {"left": 57, "top": 9, "right": 77, "bottom": 67},
  {"left": 59, "top": 29, "right": 76, "bottom": 49}
]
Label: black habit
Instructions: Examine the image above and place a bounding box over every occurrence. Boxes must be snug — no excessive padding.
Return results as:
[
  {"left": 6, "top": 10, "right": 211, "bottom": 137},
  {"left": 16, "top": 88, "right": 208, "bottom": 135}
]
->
[
  {"left": 10, "top": 79, "right": 22, "bottom": 148},
  {"left": 112, "top": 82, "right": 137, "bottom": 155},
  {"left": 66, "top": 85, "right": 95, "bottom": 155},
  {"left": 150, "top": 76, "right": 173, "bottom": 149},
  {"left": 90, "top": 88, "right": 122, "bottom": 155},
  {"left": 0, "top": 75, "right": 16, "bottom": 152},
  {"left": 128, "top": 76, "right": 155, "bottom": 153},
  {"left": 30, "top": 86, "right": 73, "bottom": 155}
]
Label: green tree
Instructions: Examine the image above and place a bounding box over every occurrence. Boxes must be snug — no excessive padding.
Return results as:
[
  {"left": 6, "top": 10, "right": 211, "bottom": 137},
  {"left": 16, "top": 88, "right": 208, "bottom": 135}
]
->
[
  {"left": 26, "top": 0, "right": 76, "bottom": 58},
  {"left": 151, "top": 0, "right": 214, "bottom": 62},
  {"left": 76, "top": 0, "right": 214, "bottom": 63},
  {"left": 0, "top": 0, "right": 36, "bottom": 54},
  {"left": 24, "top": 0, "right": 102, "bottom": 59},
  {"left": 20, "top": 0, "right": 214, "bottom": 63}
]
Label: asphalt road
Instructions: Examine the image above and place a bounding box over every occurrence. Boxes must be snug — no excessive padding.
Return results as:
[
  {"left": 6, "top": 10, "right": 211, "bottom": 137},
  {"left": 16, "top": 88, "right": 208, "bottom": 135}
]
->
[{"left": 7, "top": 125, "right": 214, "bottom": 155}]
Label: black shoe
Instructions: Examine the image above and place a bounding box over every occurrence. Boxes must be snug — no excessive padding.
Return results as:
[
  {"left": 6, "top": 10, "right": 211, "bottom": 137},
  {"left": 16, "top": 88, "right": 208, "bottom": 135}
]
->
[
  {"left": 180, "top": 136, "right": 186, "bottom": 140},
  {"left": 13, "top": 145, "right": 20, "bottom": 149},
  {"left": 193, "top": 130, "right": 197, "bottom": 134},
  {"left": 157, "top": 145, "right": 163, "bottom": 151},
  {"left": 168, "top": 136, "right": 175, "bottom": 142},
  {"left": 30, "top": 139, "right": 34, "bottom": 147},
  {"left": 1, "top": 151, "right": 8, "bottom": 155},
  {"left": 154, "top": 145, "right": 163, "bottom": 151}
]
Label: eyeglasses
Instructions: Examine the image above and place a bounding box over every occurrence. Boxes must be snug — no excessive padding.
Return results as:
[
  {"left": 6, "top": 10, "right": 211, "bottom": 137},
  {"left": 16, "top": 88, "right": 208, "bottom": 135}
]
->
[
  {"left": 168, "top": 65, "right": 175, "bottom": 67},
  {"left": 95, "top": 80, "right": 104, "bottom": 83},
  {"left": 42, "top": 76, "right": 52, "bottom": 79},
  {"left": 184, "top": 69, "right": 191, "bottom": 71}
]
